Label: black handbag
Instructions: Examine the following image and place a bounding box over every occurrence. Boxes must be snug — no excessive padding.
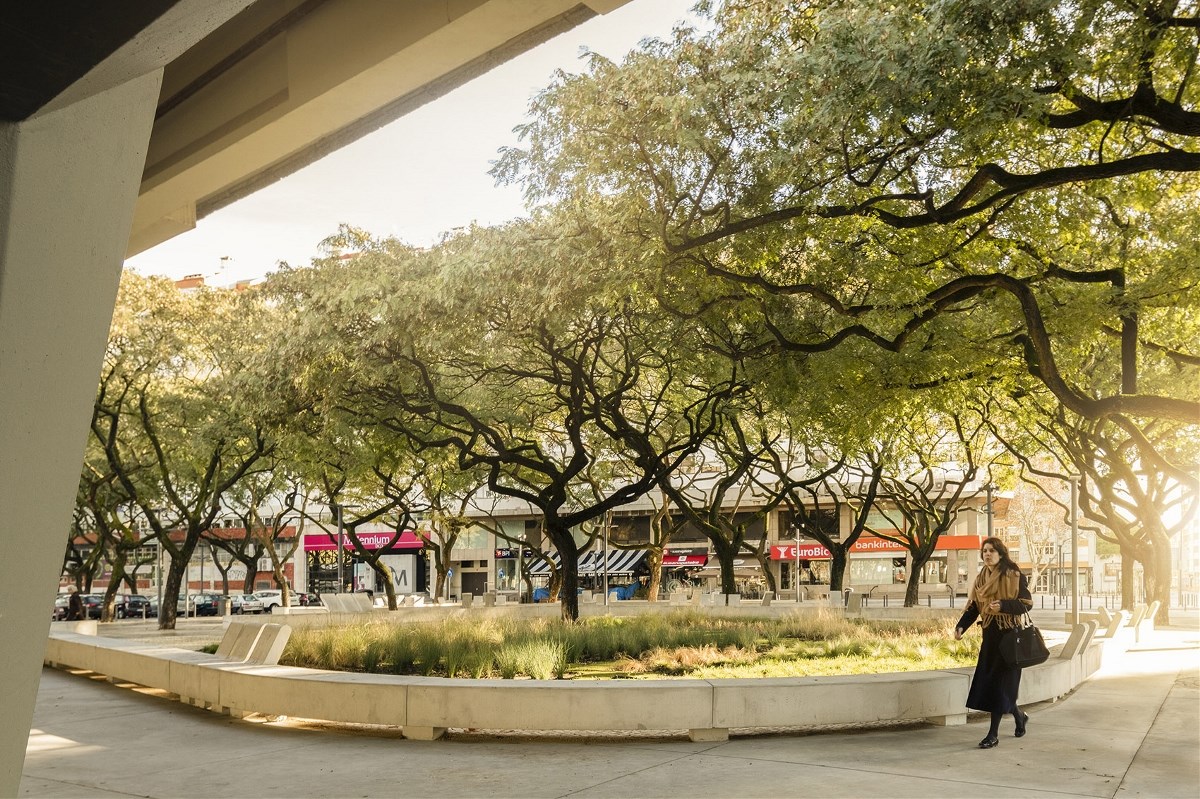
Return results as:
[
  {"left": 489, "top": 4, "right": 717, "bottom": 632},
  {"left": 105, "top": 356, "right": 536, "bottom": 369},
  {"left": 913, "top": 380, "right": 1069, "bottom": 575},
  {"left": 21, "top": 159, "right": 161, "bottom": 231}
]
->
[{"left": 1001, "top": 614, "right": 1050, "bottom": 668}]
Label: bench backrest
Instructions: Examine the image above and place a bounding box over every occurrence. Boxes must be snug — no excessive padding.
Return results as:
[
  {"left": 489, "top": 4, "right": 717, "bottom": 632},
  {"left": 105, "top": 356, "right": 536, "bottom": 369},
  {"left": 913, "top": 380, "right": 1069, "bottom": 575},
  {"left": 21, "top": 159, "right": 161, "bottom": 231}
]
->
[
  {"left": 247, "top": 623, "right": 291, "bottom": 665},
  {"left": 223, "top": 624, "right": 266, "bottom": 662},
  {"left": 1059, "top": 620, "right": 1098, "bottom": 659}
]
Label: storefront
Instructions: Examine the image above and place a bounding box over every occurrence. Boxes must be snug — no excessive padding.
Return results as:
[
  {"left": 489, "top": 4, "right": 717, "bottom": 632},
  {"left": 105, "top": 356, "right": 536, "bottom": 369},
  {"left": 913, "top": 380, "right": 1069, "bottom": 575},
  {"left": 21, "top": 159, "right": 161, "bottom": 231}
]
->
[
  {"left": 304, "top": 529, "right": 427, "bottom": 596},
  {"left": 770, "top": 534, "right": 985, "bottom": 593}
]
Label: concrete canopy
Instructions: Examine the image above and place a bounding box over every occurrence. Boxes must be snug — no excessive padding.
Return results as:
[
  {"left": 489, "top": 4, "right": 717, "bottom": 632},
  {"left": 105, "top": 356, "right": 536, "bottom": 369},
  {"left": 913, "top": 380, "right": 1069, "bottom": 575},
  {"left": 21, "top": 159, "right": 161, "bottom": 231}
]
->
[{"left": 1, "top": 0, "right": 629, "bottom": 256}]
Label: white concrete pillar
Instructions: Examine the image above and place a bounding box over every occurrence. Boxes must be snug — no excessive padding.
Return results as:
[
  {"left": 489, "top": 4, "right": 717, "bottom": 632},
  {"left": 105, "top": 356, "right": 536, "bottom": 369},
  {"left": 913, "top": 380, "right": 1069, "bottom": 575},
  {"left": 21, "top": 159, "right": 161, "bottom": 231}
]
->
[{"left": 0, "top": 70, "right": 162, "bottom": 796}]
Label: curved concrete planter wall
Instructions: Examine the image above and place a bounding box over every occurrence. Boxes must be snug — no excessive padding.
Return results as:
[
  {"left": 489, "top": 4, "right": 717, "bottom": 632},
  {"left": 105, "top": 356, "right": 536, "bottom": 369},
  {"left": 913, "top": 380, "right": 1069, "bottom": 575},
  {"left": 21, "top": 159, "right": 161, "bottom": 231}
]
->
[{"left": 44, "top": 619, "right": 1104, "bottom": 742}]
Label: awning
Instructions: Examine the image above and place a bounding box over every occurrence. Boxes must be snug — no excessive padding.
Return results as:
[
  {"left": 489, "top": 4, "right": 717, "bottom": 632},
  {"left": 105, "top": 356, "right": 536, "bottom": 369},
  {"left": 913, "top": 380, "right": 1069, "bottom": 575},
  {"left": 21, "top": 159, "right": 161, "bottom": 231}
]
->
[
  {"left": 527, "top": 552, "right": 561, "bottom": 576},
  {"left": 527, "top": 549, "right": 648, "bottom": 577},
  {"left": 587, "top": 549, "right": 646, "bottom": 576}
]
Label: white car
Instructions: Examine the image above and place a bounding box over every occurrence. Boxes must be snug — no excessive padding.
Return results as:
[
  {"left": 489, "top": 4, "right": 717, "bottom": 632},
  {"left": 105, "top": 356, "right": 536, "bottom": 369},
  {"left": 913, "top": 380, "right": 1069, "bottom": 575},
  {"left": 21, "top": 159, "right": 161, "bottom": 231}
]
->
[
  {"left": 231, "top": 594, "right": 264, "bottom": 614},
  {"left": 253, "top": 590, "right": 284, "bottom": 612}
]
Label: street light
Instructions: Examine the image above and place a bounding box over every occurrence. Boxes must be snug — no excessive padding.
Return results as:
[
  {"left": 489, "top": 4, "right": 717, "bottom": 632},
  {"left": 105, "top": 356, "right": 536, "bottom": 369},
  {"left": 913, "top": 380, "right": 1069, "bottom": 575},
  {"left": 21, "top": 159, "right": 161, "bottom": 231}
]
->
[
  {"left": 984, "top": 483, "right": 995, "bottom": 538},
  {"left": 792, "top": 524, "right": 801, "bottom": 605},
  {"left": 333, "top": 504, "right": 348, "bottom": 593},
  {"left": 1069, "top": 475, "right": 1080, "bottom": 627},
  {"left": 602, "top": 513, "right": 610, "bottom": 608}
]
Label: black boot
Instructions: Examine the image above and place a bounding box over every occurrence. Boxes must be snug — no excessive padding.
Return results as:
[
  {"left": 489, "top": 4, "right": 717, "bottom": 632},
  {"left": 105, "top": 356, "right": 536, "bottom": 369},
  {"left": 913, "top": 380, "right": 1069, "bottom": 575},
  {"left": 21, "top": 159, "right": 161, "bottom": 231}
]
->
[
  {"left": 978, "top": 734, "right": 999, "bottom": 748},
  {"left": 1015, "top": 709, "right": 1029, "bottom": 737}
]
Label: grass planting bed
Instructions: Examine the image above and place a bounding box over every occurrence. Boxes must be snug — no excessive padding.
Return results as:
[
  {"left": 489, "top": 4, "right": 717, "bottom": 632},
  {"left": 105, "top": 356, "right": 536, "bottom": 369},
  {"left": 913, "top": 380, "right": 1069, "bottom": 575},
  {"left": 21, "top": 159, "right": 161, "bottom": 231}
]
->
[{"left": 280, "top": 610, "right": 980, "bottom": 680}]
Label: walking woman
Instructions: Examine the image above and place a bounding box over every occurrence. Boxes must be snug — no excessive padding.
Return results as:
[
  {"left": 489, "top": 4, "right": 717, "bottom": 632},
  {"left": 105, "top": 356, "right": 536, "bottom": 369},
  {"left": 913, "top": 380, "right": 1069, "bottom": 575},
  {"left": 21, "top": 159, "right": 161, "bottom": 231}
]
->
[{"left": 954, "top": 536, "right": 1033, "bottom": 748}]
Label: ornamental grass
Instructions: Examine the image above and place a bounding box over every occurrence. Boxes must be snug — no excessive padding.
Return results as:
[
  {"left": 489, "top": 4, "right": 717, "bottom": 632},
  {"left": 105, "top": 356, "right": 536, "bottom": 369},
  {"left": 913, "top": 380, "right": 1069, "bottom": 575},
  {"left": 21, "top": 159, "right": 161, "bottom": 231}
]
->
[{"left": 279, "top": 610, "right": 978, "bottom": 680}]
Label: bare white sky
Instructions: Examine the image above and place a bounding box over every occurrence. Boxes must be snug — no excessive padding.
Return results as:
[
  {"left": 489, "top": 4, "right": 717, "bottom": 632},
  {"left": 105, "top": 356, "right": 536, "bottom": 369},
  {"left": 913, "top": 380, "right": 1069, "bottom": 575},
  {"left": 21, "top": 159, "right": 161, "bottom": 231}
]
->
[{"left": 125, "top": 0, "right": 700, "bottom": 284}]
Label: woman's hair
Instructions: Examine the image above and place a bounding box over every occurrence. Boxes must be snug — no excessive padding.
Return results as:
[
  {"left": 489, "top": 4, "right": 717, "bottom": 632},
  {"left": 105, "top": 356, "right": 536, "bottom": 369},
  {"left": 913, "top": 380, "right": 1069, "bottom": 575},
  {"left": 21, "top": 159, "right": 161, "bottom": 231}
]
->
[{"left": 981, "top": 536, "right": 1019, "bottom": 573}]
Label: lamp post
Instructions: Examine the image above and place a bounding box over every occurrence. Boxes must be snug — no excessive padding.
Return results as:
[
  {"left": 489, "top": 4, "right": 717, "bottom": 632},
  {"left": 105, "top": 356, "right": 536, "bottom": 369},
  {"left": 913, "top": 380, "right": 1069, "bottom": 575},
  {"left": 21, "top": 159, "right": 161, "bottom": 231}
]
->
[
  {"left": 1178, "top": 525, "right": 1184, "bottom": 610},
  {"left": 1069, "top": 475, "right": 1080, "bottom": 627},
  {"left": 156, "top": 539, "right": 163, "bottom": 617},
  {"left": 334, "top": 504, "right": 345, "bottom": 594},
  {"left": 602, "top": 513, "right": 610, "bottom": 607},
  {"left": 984, "top": 483, "right": 995, "bottom": 538},
  {"left": 1057, "top": 542, "right": 1065, "bottom": 599},
  {"left": 793, "top": 524, "right": 801, "bottom": 605}
]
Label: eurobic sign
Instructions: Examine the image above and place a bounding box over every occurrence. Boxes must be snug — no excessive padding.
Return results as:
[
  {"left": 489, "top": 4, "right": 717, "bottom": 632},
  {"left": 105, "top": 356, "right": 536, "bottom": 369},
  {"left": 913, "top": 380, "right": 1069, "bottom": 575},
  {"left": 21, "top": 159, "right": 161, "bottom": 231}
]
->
[{"left": 769, "top": 535, "right": 984, "bottom": 561}]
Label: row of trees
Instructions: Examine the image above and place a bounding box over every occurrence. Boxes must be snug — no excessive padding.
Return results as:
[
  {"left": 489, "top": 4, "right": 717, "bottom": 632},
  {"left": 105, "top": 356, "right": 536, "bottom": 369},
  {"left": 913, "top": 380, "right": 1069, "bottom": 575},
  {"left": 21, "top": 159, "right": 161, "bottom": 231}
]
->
[{"left": 72, "top": 0, "right": 1196, "bottom": 626}]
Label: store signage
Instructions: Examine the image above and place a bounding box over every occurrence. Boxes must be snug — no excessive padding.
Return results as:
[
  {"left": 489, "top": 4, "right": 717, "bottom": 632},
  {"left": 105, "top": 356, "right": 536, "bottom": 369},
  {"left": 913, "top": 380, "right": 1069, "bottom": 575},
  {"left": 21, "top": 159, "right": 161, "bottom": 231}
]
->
[
  {"left": 304, "top": 530, "right": 425, "bottom": 552},
  {"left": 661, "top": 548, "right": 708, "bottom": 566},
  {"left": 494, "top": 548, "right": 532, "bottom": 559},
  {"left": 769, "top": 535, "right": 984, "bottom": 560}
]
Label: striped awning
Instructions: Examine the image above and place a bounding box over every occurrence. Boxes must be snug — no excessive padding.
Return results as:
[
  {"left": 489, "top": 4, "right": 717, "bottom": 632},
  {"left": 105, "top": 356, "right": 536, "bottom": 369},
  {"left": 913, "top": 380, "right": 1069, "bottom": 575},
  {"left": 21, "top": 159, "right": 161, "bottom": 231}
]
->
[{"left": 527, "top": 549, "right": 647, "bottom": 577}]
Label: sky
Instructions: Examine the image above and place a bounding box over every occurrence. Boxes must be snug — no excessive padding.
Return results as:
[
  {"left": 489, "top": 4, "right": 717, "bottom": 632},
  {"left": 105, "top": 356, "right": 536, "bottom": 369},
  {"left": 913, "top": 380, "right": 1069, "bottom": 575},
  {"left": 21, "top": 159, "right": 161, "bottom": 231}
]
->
[{"left": 125, "top": 0, "right": 702, "bottom": 284}]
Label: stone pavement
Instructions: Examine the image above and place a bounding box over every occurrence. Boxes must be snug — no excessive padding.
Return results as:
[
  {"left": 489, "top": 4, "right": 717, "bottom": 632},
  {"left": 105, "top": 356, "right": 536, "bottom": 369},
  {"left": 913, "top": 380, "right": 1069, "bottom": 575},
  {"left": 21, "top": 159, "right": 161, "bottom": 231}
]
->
[{"left": 20, "top": 615, "right": 1199, "bottom": 799}]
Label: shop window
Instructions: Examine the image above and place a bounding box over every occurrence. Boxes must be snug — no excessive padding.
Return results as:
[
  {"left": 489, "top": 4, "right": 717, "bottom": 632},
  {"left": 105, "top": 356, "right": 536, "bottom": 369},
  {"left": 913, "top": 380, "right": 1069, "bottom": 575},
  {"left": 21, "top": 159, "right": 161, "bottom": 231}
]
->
[
  {"left": 495, "top": 558, "right": 517, "bottom": 591},
  {"left": 848, "top": 558, "right": 894, "bottom": 585},
  {"left": 460, "top": 526, "right": 489, "bottom": 549}
]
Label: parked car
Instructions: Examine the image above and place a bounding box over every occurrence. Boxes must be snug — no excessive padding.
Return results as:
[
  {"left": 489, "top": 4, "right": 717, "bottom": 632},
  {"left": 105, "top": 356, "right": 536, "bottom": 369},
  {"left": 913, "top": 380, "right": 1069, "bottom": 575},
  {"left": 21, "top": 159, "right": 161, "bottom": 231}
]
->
[
  {"left": 114, "top": 593, "right": 154, "bottom": 619},
  {"left": 176, "top": 593, "right": 219, "bottom": 616},
  {"left": 51, "top": 594, "right": 70, "bottom": 620},
  {"left": 192, "top": 593, "right": 220, "bottom": 616},
  {"left": 80, "top": 594, "right": 104, "bottom": 619},
  {"left": 253, "top": 589, "right": 284, "bottom": 612},
  {"left": 230, "top": 594, "right": 264, "bottom": 614}
]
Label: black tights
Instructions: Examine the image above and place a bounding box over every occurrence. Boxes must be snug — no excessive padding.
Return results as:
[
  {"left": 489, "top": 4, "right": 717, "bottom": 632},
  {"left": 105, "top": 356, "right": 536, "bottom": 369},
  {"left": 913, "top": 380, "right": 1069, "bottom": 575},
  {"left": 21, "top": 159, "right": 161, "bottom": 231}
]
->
[{"left": 988, "top": 710, "right": 1019, "bottom": 736}]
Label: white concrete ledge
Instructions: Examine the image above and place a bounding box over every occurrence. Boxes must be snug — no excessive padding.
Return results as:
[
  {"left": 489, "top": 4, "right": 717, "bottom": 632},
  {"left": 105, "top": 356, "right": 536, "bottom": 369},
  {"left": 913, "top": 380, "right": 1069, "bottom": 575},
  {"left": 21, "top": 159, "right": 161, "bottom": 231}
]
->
[{"left": 44, "top": 619, "right": 1106, "bottom": 742}]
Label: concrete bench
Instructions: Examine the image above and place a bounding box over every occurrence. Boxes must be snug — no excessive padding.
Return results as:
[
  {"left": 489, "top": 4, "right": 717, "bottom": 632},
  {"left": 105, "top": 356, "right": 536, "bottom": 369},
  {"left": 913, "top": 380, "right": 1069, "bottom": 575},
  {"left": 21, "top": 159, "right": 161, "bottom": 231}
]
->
[
  {"left": 865, "top": 584, "right": 952, "bottom": 605},
  {"left": 1135, "top": 600, "right": 1160, "bottom": 642},
  {"left": 44, "top": 620, "right": 1104, "bottom": 743}
]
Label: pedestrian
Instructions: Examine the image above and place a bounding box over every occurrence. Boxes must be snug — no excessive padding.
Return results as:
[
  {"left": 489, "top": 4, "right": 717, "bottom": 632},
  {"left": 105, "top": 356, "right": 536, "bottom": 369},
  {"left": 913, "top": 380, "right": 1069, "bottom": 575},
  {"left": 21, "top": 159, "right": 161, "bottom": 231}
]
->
[
  {"left": 65, "top": 585, "right": 84, "bottom": 621},
  {"left": 953, "top": 536, "right": 1033, "bottom": 749}
]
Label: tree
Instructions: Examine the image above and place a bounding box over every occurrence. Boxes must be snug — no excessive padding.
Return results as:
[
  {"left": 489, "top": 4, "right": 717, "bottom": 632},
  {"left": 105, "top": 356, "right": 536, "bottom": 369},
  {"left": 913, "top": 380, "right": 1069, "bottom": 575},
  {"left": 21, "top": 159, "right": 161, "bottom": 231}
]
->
[
  {"left": 496, "top": 0, "right": 1199, "bottom": 440},
  {"left": 1006, "top": 472, "right": 1075, "bottom": 592},
  {"left": 866, "top": 401, "right": 995, "bottom": 606},
  {"left": 277, "top": 221, "right": 741, "bottom": 621},
  {"left": 219, "top": 467, "right": 307, "bottom": 595},
  {"left": 994, "top": 397, "right": 1196, "bottom": 623},
  {"left": 91, "top": 273, "right": 273, "bottom": 629},
  {"left": 413, "top": 453, "right": 492, "bottom": 604}
]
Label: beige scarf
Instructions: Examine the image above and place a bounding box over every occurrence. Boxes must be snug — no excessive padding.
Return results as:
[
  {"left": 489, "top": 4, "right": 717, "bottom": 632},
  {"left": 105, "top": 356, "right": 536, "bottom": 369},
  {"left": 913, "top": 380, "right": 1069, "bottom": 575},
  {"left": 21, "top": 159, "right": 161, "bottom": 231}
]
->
[{"left": 967, "top": 565, "right": 1022, "bottom": 630}]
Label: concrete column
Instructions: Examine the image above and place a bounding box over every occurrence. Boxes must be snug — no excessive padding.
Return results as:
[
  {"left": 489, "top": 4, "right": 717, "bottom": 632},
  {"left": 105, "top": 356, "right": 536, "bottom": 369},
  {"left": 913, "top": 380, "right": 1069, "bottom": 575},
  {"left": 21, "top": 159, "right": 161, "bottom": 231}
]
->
[{"left": 0, "top": 70, "right": 162, "bottom": 796}]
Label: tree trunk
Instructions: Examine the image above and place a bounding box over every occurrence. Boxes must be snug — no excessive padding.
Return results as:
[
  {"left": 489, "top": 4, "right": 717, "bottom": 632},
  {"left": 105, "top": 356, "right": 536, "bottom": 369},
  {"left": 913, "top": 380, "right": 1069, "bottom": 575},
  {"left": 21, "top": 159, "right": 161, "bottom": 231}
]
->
[
  {"left": 905, "top": 548, "right": 934, "bottom": 608},
  {"left": 711, "top": 538, "right": 738, "bottom": 598},
  {"left": 828, "top": 547, "right": 848, "bottom": 593},
  {"left": 159, "top": 555, "right": 186, "bottom": 630},
  {"left": 1121, "top": 552, "right": 1136, "bottom": 609},
  {"left": 759, "top": 551, "right": 777, "bottom": 595},
  {"left": 373, "top": 561, "right": 397, "bottom": 610},
  {"left": 241, "top": 560, "right": 257, "bottom": 594},
  {"left": 559, "top": 557, "right": 580, "bottom": 621},
  {"left": 1142, "top": 527, "right": 1173, "bottom": 625},
  {"left": 644, "top": 547, "right": 664, "bottom": 602},
  {"left": 544, "top": 523, "right": 580, "bottom": 621},
  {"left": 434, "top": 563, "right": 448, "bottom": 604}
]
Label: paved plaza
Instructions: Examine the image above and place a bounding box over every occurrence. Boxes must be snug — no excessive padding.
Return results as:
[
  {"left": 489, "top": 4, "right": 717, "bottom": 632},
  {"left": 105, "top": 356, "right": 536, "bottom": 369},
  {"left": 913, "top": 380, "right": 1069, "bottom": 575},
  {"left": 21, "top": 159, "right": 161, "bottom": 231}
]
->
[{"left": 20, "top": 611, "right": 1200, "bottom": 799}]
